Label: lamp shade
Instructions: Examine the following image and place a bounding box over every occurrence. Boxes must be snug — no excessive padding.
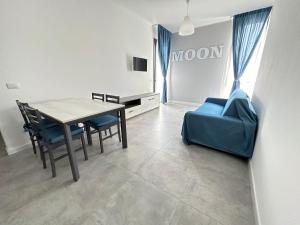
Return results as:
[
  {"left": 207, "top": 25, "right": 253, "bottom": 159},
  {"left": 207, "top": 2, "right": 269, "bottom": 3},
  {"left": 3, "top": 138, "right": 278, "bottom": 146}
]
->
[{"left": 179, "top": 16, "right": 195, "bottom": 36}]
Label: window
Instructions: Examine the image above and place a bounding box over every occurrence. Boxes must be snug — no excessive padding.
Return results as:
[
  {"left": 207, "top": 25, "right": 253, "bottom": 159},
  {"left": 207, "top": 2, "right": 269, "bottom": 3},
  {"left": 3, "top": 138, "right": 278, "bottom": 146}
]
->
[{"left": 222, "top": 20, "right": 269, "bottom": 98}]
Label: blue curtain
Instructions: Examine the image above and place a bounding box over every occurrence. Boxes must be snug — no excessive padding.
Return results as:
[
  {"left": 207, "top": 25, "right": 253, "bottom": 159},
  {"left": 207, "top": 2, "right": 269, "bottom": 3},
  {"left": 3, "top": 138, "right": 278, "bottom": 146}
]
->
[
  {"left": 231, "top": 7, "right": 272, "bottom": 93},
  {"left": 158, "top": 25, "right": 172, "bottom": 104}
]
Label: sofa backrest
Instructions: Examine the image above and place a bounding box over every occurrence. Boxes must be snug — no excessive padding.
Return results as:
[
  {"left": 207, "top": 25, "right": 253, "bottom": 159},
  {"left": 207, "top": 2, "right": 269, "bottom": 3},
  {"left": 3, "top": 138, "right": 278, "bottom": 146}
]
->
[{"left": 222, "top": 89, "right": 257, "bottom": 121}]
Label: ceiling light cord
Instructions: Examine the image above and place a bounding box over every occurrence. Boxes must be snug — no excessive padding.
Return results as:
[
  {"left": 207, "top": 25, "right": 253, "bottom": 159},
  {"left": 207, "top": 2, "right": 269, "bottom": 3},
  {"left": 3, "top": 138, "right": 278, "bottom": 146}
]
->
[{"left": 186, "top": 0, "right": 190, "bottom": 16}]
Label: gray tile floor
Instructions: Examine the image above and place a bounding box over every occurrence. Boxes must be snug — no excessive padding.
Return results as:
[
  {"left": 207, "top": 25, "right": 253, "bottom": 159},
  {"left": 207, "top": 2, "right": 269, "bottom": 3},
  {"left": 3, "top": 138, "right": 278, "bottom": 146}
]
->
[{"left": 0, "top": 104, "right": 255, "bottom": 225}]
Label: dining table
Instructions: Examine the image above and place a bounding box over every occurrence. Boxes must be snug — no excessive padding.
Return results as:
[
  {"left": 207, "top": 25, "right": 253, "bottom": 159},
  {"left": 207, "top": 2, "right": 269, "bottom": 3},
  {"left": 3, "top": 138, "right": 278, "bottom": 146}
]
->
[{"left": 31, "top": 98, "right": 127, "bottom": 182}]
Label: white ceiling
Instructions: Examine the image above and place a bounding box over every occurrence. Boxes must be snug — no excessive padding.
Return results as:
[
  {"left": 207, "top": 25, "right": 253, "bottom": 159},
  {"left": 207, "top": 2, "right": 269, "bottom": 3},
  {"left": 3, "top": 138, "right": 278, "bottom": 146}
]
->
[{"left": 111, "top": 0, "right": 274, "bottom": 32}]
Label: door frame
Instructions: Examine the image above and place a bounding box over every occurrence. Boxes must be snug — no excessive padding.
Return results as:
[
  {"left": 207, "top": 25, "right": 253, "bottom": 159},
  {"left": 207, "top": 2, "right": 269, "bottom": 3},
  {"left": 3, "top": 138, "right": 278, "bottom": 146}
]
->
[{"left": 153, "top": 38, "right": 157, "bottom": 93}]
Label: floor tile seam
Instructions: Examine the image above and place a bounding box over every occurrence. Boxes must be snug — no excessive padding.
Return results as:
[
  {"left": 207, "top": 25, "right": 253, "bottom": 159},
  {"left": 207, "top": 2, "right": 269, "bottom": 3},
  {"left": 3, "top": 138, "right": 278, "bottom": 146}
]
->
[{"left": 123, "top": 165, "right": 227, "bottom": 225}]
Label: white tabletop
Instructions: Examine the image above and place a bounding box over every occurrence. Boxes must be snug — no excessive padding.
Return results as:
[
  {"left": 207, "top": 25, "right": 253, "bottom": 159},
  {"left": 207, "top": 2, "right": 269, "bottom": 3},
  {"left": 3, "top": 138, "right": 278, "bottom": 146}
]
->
[{"left": 30, "top": 98, "right": 124, "bottom": 124}]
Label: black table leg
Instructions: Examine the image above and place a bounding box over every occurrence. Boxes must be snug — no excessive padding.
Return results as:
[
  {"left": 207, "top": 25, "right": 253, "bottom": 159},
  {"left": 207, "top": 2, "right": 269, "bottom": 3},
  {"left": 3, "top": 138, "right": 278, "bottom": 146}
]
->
[
  {"left": 64, "top": 124, "right": 80, "bottom": 181},
  {"left": 84, "top": 122, "right": 92, "bottom": 145},
  {"left": 120, "top": 108, "right": 127, "bottom": 148}
]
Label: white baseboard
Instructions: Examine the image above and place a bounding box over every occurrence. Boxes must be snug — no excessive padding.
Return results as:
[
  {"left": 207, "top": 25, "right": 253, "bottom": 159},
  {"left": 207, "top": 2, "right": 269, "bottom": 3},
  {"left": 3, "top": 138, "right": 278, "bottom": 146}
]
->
[
  {"left": 168, "top": 100, "right": 199, "bottom": 107},
  {"left": 249, "top": 161, "right": 261, "bottom": 225},
  {"left": 6, "top": 142, "right": 31, "bottom": 155}
]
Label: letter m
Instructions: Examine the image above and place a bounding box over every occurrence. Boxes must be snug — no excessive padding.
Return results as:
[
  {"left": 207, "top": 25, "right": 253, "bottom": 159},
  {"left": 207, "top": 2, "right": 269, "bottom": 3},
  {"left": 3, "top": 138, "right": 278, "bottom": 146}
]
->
[{"left": 171, "top": 51, "right": 184, "bottom": 62}]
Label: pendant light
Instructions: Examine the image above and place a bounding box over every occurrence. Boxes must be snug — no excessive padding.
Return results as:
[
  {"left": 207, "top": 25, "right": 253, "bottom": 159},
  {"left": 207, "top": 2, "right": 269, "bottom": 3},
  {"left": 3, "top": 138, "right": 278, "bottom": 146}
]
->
[{"left": 179, "top": 0, "right": 195, "bottom": 36}]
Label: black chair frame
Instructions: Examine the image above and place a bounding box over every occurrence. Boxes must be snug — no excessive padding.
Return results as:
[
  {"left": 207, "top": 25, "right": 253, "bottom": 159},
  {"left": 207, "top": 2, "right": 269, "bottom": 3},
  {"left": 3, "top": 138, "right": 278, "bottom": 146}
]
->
[
  {"left": 24, "top": 106, "right": 88, "bottom": 177},
  {"left": 92, "top": 93, "right": 105, "bottom": 101},
  {"left": 16, "top": 100, "right": 38, "bottom": 155},
  {"left": 87, "top": 93, "right": 121, "bottom": 153}
]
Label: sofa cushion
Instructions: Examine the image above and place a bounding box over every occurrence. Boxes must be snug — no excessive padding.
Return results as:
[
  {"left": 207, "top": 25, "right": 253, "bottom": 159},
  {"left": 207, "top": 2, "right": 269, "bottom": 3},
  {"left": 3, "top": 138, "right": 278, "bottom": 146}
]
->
[
  {"left": 195, "top": 102, "right": 224, "bottom": 116},
  {"left": 222, "top": 89, "right": 248, "bottom": 116}
]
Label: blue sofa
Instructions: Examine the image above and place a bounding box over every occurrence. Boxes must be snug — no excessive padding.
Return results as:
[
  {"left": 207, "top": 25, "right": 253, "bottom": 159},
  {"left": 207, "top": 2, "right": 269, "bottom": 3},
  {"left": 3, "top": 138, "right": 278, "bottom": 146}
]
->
[{"left": 181, "top": 89, "right": 258, "bottom": 158}]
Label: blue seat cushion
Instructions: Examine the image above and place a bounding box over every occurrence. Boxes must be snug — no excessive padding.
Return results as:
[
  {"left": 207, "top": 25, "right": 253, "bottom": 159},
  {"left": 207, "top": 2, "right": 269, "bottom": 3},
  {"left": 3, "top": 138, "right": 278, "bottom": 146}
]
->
[
  {"left": 195, "top": 102, "right": 224, "bottom": 116},
  {"left": 46, "top": 125, "right": 83, "bottom": 144},
  {"left": 88, "top": 115, "right": 118, "bottom": 128},
  {"left": 26, "top": 118, "right": 58, "bottom": 135},
  {"left": 43, "top": 118, "right": 58, "bottom": 129}
]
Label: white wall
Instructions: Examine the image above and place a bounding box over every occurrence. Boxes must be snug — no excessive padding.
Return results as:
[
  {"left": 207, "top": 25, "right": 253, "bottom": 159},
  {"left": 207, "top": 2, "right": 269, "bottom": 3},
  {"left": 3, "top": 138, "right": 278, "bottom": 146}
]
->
[
  {"left": 250, "top": 1, "right": 300, "bottom": 225},
  {"left": 0, "top": 0, "right": 153, "bottom": 154},
  {"left": 169, "top": 21, "right": 232, "bottom": 103}
]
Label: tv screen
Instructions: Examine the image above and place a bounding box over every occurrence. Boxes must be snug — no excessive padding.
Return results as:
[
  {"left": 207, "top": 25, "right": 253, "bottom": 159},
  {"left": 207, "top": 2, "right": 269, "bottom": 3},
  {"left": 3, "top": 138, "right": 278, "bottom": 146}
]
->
[{"left": 133, "top": 57, "right": 147, "bottom": 72}]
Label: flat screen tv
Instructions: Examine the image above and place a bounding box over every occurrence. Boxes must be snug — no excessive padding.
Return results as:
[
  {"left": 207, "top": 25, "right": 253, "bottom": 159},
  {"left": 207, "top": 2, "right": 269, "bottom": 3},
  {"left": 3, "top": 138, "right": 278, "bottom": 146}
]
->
[{"left": 133, "top": 57, "right": 147, "bottom": 72}]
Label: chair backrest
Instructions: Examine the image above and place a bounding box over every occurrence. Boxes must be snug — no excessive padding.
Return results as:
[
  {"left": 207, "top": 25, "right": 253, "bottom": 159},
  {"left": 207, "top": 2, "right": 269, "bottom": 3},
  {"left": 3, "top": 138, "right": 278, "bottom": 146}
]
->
[
  {"left": 23, "top": 106, "right": 43, "bottom": 129},
  {"left": 92, "top": 93, "right": 104, "bottom": 101},
  {"left": 16, "top": 100, "right": 30, "bottom": 129},
  {"left": 24, "top": 106, "right": 59, "bottom": 144},
  {"left": 24, "top": 105, "right": 53, "bottom": 142},
  {"left": 106, "top": 94, "right": 120, "bottom": 104}
]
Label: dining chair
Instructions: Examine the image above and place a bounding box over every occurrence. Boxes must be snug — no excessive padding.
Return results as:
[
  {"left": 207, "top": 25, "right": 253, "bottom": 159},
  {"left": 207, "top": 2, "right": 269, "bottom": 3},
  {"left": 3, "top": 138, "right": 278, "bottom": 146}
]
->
[
  {"left": 16, "top": 100, "right": 38, "bottom": 155},
  {"left": 105, "top": 94, "right": 122, "bottom": 137},
  {"left": 16, "top": 100, "right": 56, "bottom": 155},
  {"left": 87, "top": 93, "right": 121, "bottom": 153},
  {"left": 24, "top": 106, "right": 88, "bottom": 177},
  {"left": 91, "top": 92, "right": 109, "bottom": 136}
]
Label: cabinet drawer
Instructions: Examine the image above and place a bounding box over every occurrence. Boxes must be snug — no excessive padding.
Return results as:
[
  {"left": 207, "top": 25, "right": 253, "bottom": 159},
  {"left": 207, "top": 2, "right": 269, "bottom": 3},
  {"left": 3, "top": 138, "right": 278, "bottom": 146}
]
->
[
  {"left": 125, "top": 106, "right": 141, "bottom": 119},
  {"left": 141, "top": 94, "right": 160, "bottom": 105}
]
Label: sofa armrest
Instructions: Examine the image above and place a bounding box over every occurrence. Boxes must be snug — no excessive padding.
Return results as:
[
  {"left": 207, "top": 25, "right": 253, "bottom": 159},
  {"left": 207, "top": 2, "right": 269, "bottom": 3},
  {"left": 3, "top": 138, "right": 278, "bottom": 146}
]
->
[{"left": 205, "top": 98, "right": 227, "bottom": 106}]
